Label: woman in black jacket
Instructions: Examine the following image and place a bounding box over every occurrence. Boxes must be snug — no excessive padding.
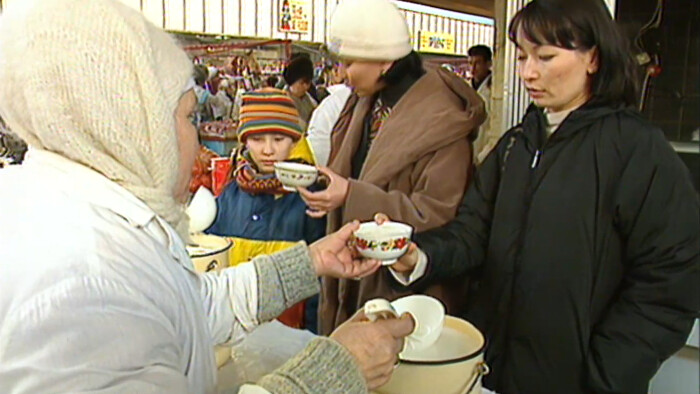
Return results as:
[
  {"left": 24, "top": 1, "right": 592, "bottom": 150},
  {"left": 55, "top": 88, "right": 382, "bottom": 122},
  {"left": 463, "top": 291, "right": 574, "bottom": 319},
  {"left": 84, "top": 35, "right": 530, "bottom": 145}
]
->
[{"left": 385, "top": 1, "right": 700, "bottom": 393}]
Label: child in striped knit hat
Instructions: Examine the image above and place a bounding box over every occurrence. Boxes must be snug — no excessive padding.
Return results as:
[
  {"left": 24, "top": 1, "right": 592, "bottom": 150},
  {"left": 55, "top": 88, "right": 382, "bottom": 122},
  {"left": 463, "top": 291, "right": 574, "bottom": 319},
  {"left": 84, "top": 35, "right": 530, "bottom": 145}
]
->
[{"left": 207, "top": 88, "right": 324, "bottom": 333}]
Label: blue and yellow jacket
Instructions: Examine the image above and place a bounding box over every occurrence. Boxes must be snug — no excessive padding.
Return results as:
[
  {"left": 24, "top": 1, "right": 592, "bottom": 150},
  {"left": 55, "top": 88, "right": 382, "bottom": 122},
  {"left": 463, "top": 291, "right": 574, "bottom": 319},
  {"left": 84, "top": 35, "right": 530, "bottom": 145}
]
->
[
  {"left": 206, "top": 138, "right": 325, "bottom": 267},
  {"left": 206, "top": 183, "right": 325, "bottom": 266}
]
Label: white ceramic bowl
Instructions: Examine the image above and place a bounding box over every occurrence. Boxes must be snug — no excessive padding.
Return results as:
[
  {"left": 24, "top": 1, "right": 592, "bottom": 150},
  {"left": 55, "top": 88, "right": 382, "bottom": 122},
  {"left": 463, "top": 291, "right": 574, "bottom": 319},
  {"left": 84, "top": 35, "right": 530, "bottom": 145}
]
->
[
  {"left": 274, "top": 162, "right": 318, "bottom": 192},
  {"left": 353, "top": 221, "right": 413, "bottom": 265},
  {"left": 187, "top": 186, "right": 217, "bottom": 233},
  {"left": 391, "top": 295, "right": 445, "bottom": 354}
]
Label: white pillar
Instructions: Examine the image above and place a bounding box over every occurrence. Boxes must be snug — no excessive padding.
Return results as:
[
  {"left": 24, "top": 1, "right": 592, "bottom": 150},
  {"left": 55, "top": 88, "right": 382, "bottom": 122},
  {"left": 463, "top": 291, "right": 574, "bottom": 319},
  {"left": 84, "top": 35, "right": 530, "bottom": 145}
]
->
[
  {"left": 491, "top": 0, "right": 532, "bottom": 135},
  {"left": 605, "top": 0, "right": 617, "bottom": 16}
]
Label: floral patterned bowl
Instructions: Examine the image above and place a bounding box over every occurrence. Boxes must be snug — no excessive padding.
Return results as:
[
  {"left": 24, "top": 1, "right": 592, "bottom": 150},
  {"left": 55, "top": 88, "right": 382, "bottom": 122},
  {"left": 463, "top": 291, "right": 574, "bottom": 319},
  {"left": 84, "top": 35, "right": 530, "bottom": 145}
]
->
[
  {"left": 353, "top": 221, "right": 413, "bottom": 265},
  {"left": 274, "top": 162, "right": 318, "bottom": 192}
]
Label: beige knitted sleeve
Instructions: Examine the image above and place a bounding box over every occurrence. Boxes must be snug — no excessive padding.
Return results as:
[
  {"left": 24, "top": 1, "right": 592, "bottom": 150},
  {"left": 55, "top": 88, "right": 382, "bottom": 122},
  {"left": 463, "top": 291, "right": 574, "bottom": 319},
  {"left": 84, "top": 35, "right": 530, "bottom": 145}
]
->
[{"left": 256, "top": 337, "right": 367, "bottom": 394}]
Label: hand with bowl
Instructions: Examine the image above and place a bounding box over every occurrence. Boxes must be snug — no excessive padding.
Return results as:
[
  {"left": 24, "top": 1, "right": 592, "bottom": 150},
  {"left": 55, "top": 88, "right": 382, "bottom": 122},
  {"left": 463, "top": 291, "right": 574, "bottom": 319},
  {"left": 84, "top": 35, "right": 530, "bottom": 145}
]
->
[
  {"left": 352, "top": 219, "right": 414, "bottom": 266},
  {"left": 330, "top": 308, "right": 415, "bottom": 389},
  {"left": 373, "top": 213, "right": 421, "bottom": 272},
  {"left": 298, "top": 166, "right": 349, "bottom": 218},
  {"left": 310, "top": 220, "right": 382, "bottom": 279},
  {"left": 390, "top": 295, "right": 445, "bottom": 355},
  {"left": 364, "top": 296, "right": 445, "bottom": 357},
  {"left": 273, "top": 161, "right": 319, "bottom": 192}
]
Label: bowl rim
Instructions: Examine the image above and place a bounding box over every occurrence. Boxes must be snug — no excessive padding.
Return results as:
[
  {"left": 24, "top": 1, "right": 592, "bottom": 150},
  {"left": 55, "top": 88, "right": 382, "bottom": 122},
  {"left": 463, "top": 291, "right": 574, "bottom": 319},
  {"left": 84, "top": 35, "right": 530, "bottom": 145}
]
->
[
  {"left": 273, "top": 161, "right": 318, "bottom": 173},
  {"left": 398, "top": 316, "right": 487, "bottom": 365},
  {"left": 355, "top": 221, "right": 413, "bottom": 239}
]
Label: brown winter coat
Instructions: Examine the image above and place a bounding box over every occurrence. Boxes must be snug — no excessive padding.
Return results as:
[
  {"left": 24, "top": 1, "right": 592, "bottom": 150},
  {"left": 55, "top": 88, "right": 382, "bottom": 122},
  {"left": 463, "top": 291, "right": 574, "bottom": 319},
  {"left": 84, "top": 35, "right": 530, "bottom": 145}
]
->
[{"left": 320, "top": 68, "right": 486, "bottom": 334}]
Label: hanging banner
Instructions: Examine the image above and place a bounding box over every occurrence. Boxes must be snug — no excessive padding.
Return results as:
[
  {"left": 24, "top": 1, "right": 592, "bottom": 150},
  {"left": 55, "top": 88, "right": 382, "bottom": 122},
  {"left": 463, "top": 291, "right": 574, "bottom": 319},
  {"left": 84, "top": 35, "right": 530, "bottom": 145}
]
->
[
  {"left": 418, "top": 31, "right": 456, "bottom": 54},
  {"left": 279, "top": 0, "right": 310, "bottom": 33}
]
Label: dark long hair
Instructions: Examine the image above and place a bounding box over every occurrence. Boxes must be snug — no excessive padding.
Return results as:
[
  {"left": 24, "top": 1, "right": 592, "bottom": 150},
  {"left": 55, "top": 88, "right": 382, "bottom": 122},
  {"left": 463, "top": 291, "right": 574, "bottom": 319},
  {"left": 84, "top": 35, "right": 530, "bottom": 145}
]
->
[{"left": 508, "top": 0, "right": 638, "bottom": 107}]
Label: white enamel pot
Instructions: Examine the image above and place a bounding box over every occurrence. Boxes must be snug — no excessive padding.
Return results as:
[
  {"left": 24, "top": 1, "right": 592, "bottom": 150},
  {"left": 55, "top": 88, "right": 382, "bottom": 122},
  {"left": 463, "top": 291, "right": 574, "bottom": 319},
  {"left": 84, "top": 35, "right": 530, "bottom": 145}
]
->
[{"left": 374, "top": 316, "right": 489, "bottom": 394}]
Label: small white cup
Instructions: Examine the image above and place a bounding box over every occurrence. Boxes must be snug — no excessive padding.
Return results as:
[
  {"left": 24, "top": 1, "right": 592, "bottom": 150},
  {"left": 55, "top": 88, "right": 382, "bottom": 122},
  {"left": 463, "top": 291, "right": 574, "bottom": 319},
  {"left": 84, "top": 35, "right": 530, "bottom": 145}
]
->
[
  {"left": 353, "top": 221, "right": 413, "bottom": 265},
  {"left": 273, "top": 161, "right": 318, "bottom": 192}
]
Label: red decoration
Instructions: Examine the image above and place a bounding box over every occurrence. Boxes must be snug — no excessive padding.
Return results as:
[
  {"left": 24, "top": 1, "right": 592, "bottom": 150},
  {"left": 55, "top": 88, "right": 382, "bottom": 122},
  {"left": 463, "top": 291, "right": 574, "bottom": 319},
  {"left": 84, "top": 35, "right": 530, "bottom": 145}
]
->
[
  {"left": 189, "top": 146, "right": 219, "bottom": 193},
  {"left": 647, "top": 64, "right": 662, "bottom": 77}
]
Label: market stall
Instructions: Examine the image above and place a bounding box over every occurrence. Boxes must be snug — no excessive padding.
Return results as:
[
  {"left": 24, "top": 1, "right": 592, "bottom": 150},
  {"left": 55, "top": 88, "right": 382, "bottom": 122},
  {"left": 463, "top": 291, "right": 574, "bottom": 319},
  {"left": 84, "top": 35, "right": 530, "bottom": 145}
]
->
[{"left": 173, "top": 35, "right": 294, "bottom": 156}]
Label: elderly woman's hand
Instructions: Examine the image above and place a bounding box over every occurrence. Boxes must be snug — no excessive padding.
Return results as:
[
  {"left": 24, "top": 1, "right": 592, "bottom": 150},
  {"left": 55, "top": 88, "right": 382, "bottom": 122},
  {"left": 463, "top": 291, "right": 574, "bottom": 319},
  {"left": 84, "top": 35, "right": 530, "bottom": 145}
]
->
[
  {"left": 309, "top": 220, "right": 381, "bottom": 278},
  {"left": 298, "top": 166, "right": 349, "bottom": 218},
  {"left": 331, "top": 309, "right": 415, "bottom": 389}
]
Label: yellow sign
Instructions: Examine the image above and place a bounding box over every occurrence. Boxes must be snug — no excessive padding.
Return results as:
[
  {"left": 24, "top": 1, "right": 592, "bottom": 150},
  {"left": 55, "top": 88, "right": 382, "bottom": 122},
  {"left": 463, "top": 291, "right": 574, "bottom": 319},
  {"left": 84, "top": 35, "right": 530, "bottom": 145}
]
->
[
  {"left": 418, "top": 31, "right": 456, "bottom": 54},
  {"left": 279, "top": 0, "right": 310, "bottom": 33}
]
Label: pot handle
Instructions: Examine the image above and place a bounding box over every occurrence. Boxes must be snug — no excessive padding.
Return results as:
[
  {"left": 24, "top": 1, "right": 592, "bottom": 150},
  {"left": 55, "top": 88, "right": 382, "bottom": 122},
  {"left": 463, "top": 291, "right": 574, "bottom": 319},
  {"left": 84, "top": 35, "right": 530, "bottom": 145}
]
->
[
  {"left": 206, "top": 260, "right": 219, "bottom": 272},
  {"left": 462, "top": 361, "right": 490, "bottom": 394}
]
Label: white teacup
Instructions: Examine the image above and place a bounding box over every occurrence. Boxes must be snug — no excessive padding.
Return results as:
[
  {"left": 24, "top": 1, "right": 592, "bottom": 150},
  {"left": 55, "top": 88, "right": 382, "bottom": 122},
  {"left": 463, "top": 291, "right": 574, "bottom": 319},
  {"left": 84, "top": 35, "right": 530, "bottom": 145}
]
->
[
  {"left": 353, "top": 221, "right": 413, "bottom": 265},
  {"left": 274, "top": 162, "right": 318, "bottom": 192}
]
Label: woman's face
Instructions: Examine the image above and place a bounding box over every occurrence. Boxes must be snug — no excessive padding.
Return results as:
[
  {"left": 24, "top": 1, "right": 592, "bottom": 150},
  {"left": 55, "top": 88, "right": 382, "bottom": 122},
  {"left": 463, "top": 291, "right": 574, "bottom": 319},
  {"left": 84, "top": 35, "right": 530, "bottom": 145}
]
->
[
  {"left": 174, "top": 89, "right": 199, "bottom": 203},
  {"left": 246, "top": 134, "right": 297, "bottom": 174},
  {"left": 343, "top": 60, "right": 392, "bottom": 97},
  {"left": 331, "top": 63, "right": 347, "bottom": 85},
  {"left": 516, "top": 29, "right": 598, "bottom": 113}
]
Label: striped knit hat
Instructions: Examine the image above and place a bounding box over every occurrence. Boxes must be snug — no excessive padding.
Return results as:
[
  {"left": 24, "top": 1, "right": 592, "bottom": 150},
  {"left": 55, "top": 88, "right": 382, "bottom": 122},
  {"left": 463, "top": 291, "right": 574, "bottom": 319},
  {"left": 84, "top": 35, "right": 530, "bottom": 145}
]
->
[{"left": 237, "top": 89, "right": 303, "bottom": 143}]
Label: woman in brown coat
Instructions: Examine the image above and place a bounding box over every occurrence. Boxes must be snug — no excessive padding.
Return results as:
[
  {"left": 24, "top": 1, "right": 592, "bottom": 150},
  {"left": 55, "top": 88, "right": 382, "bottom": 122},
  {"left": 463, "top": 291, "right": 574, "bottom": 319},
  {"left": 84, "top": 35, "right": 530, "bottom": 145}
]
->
[{"left": 299, "top": 0, "right": 486, "bottom": 334}]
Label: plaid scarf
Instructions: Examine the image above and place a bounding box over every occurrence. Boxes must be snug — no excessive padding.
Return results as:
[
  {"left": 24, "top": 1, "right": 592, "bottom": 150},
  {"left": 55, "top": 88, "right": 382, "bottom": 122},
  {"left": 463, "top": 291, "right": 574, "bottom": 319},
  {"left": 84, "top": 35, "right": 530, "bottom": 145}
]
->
[{"left": 233, "top": 148, "right": 288, "bottom": 195}]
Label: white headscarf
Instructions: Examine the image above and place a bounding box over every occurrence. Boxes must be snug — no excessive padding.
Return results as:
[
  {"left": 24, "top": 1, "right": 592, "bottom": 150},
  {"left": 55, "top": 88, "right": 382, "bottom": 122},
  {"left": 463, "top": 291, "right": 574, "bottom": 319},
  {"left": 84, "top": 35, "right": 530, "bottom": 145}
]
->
[{"left": 0, "top": 0, "right": 194, "bottom": 238}]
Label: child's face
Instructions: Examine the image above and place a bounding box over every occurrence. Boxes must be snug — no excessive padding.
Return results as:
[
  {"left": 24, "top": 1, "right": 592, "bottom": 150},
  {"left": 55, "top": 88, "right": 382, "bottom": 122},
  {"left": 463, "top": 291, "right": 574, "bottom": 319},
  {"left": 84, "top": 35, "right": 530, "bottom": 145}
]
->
[{"left": 246, "top": 134, "right": 297, "bottom": 174}]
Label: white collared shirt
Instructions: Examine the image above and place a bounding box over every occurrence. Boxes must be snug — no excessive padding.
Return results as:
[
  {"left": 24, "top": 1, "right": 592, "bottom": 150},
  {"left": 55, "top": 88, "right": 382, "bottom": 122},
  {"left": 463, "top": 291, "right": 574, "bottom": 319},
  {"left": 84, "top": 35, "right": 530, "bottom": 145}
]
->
[
  {"left": 389, "top": 249, "right": 429, "bottom": 286},
  {"left": 0, "top": 150, "right": 264, "bottom": 393}
]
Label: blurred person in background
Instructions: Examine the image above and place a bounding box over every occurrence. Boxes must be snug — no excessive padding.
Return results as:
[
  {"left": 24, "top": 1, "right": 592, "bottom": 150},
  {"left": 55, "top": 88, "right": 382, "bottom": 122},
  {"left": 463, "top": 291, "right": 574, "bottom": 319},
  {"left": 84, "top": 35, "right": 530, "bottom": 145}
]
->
[
  {"left": 283, "top": 54, "right": 318, "bottom": 128},
  {"left": 210, "top": 79, "right": 233, "bottom": 120},
  {"left": 193, "top": 64, "right": 214, "bottom": 125},
  {"left": 468, "top": 45, "right": 493, "bottom": 92},
  {"left": 467, "top": 44, "right": 496, "bottom": 164},
  {"left": 307, "top": 62, "right": 353, "bottom": 166},
  {"left": 265, "top": 75, "right": 280, "bottom": 88}
]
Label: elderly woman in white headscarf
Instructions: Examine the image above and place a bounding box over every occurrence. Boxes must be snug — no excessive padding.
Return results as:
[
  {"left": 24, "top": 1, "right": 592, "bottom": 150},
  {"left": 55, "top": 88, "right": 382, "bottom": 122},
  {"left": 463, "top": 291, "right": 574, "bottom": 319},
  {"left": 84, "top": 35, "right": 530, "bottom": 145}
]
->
[{"left": 0, "top": 1, "right": 414, "bottom": 393}]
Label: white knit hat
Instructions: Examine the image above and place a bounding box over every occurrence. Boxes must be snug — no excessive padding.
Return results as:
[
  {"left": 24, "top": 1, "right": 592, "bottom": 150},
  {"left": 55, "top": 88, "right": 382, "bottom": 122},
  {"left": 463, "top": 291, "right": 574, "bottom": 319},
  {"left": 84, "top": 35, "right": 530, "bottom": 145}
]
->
[
  {"left": 0, "top": 0, "right": 193, "bottom": 239},
  {"left": 329, "top": 0, "right": 412, "bottom": 61}
]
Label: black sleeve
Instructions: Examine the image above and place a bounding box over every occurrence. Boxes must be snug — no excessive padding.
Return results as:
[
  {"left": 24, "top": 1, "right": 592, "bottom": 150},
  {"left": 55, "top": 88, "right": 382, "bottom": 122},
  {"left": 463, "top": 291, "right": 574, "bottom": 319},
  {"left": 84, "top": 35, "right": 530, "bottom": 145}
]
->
[
  {"left": 407, "top": 134, "right": 506, "bottom": 292},
  {"left": 304, "top": 215, "right": 327, "bottom": 244},
  {"left": 586, "top": 128, "right": 700, "bottom": 393},
  {"left": 303, "top": 183, "right": 328, "bottom": 244}
]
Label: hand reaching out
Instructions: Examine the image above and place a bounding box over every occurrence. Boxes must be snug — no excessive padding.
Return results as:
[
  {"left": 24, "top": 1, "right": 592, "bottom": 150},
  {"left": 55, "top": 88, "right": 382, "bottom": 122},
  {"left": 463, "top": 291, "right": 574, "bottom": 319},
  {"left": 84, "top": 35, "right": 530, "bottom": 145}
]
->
[{"left": 309, "top": 220, "right": 381, "bottom": 278}]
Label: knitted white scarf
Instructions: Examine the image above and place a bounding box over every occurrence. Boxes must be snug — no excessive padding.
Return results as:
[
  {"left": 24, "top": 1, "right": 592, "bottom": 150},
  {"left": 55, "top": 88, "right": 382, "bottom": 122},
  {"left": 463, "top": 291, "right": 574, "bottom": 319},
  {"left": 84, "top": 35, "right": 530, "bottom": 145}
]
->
[{"left": 0, "top": 0, "right": 194, "bottom": 239}]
